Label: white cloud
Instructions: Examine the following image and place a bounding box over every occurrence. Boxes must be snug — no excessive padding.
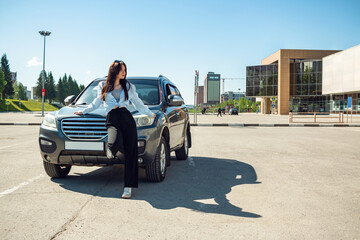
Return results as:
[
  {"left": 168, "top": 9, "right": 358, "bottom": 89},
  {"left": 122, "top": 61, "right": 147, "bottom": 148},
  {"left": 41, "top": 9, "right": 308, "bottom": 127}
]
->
[
  {"left": 86, "top": 70, "right": 92, "bottom": 75},
  {"left": 27, "top": 57, "right": 42, "bottom": 67}
]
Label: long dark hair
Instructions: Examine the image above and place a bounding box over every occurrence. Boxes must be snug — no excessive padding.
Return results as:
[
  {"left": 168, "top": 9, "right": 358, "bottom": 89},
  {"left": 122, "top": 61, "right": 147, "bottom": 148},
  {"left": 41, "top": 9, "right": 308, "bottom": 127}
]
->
[{"left": 101, "top": 61, "right": 130, "bottom": 101}]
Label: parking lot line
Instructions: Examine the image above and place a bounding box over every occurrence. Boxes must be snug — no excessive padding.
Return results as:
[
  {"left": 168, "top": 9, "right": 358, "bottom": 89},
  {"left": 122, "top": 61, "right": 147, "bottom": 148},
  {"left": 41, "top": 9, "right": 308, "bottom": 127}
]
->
[
  {"left": 0, "top": 174, "right": 44, "bottom": 198},
  {"left": 0, "top": 140, "right": 37, "bottom": 150}
]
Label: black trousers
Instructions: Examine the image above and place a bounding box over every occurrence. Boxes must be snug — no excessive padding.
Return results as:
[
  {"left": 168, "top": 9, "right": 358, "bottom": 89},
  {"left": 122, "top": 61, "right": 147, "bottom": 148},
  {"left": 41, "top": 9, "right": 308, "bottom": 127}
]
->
[{"left": 106, "top": 107, "right": 138, "bottom": 188}]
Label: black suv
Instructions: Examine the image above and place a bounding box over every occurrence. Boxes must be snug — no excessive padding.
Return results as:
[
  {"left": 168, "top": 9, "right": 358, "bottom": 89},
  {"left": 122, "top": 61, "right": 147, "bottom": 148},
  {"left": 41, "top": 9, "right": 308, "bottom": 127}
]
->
[{"left": 39, "top": 75, "right": 192, "bottom": 182}]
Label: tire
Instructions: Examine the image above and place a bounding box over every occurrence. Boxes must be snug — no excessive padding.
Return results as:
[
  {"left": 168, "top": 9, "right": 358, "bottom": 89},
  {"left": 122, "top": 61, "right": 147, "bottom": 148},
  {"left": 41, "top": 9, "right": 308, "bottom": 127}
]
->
[
  {"left": 43, "top": 161, "right": 71, "bottom": 178},
  {"left": 146, "top": 136, "right": 168, "bottom": 182},
  {"left": 175, "top": 128, "right": 189, "bottom": 160}
]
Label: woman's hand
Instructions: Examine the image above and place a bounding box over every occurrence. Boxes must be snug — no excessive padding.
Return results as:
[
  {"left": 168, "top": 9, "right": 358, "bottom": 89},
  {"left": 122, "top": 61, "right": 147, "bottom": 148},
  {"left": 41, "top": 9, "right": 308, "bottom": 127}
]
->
[
  {"left": 74, "top": 111, "right": 83, "bottom": 115},
  {"left": 151, "top": 113, "right": 156, "bottom": 118}
]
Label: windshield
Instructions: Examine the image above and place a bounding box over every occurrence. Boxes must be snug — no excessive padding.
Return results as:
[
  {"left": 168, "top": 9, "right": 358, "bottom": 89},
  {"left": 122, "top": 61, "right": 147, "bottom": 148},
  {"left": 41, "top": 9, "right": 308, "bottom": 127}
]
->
[{"left": 76, "top": 79, "right": 160, "bottom": 106}]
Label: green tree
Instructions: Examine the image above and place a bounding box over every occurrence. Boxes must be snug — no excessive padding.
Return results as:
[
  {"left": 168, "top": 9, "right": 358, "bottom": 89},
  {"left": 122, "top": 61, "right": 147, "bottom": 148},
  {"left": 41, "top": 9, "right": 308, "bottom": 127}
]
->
[
  {"left": 13, "top": 81, "right": 19, "bottom": 98},
  {"left": 79, "top": 84, "right": 85, "bottom": 92},
  {"left": 18, "top": 82, "right": 28, "bottom": 100},
  {"left": 0, "top": 70, "right": 6, "bottom": 99},
  {"left": 251, "top": 102, "right": 257, "bottom": 112},
  {"left": 56, "top": 77, "right": 66, "bottom": 104},
  {"left": 1, "top": 54, "right": 14, "bottom": 99},
  {"left": 35, "top": 71, "right": 47, "bottom": 100},
  {"left": 68, "top": 75, "right": 78, "bottom": 96},
  {"left": 47, "top": 72, "right": 56, "bottom": 103},
  {"left": 62, "top": 74, "right": 69, "bottom": 97}
]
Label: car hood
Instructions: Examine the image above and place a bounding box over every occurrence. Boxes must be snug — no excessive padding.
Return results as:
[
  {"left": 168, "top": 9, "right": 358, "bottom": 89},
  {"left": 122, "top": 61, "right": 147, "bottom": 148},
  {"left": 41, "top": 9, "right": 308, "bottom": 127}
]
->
[{"left": 54, "top": 105, "right": 160, "bottom": 120}]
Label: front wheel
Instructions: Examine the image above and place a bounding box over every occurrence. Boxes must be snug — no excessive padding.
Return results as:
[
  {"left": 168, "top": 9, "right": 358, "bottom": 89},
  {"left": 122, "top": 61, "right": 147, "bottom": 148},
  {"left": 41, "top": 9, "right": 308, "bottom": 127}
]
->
[
  {"left": 175, "top": 129, "right": 189, "bottom": 160},
  {"left": 146, "top": 136, "right": 169, "bottom": 182},
  {"left": 43, "top": 161, "right": 71, "bottom": 178}
]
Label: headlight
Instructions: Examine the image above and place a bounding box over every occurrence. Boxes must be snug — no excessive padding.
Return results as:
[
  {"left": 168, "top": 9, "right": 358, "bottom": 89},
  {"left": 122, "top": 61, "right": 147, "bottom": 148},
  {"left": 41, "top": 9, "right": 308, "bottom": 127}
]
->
[
  {"left": 133, "top": 114, "right": 155, "bottom": 127},
  {"left": 42, "top": 114, "right": 57, "bottom": 129}
]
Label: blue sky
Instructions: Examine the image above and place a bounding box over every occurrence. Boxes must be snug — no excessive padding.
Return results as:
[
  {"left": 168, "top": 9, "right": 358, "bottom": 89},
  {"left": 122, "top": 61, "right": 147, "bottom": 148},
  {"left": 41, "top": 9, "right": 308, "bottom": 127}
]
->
[{"left": 1, "top": 0, "right": 359, "bottom": 104}]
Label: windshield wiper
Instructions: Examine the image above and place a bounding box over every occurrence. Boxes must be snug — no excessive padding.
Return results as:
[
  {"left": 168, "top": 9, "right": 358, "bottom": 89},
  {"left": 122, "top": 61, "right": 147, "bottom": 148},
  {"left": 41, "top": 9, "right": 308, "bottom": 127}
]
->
[{"left": 76, "top": 102, "right": 88, "bottom": 105}]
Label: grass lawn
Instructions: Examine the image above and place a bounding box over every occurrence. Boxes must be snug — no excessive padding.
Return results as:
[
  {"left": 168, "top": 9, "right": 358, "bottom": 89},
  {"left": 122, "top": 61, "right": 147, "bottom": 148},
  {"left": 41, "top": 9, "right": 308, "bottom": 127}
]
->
[{"left": 0, "top": 99, "right": 59, "bottom": 112}]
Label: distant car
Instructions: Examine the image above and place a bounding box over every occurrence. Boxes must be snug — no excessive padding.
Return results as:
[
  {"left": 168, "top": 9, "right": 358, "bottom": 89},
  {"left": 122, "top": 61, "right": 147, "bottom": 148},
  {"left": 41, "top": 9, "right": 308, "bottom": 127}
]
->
[{"left": 229, "top": 108, "right": 238, "bottom": 115}]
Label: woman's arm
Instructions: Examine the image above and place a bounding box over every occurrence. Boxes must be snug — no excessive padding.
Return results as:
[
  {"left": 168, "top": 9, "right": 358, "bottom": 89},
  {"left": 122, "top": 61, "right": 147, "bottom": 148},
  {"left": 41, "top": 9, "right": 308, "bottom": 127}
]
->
[
  {"left": 74, "top": 81, "right": 104, "bottom": 115},
  {"left": 129, "top": 84, "right": 155, "bottom": 118}
]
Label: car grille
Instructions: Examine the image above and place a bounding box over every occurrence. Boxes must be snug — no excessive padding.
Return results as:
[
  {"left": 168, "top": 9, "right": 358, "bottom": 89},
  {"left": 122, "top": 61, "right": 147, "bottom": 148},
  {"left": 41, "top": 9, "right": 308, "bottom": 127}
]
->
[{"left": 61, "top": 118, "right": 107, "bottom": 141}]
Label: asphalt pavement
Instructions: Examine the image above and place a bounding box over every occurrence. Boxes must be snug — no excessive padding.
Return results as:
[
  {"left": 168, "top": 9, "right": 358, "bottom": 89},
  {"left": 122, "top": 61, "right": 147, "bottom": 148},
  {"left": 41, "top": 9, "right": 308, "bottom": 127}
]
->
[
  {"left": 0, "top": 126, "right": 359, "bottom": 239},
  {"left": 1, "top": 111, "right": 360, "bottom": 126}
]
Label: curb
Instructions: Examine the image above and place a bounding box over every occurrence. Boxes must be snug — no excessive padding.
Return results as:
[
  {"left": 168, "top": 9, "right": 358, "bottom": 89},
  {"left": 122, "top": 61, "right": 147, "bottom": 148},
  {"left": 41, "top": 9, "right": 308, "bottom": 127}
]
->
[
  {"left": 0, "top": 123, "right": 42, "bottom": 125},
  {"left": 190, "top": 123, "right": 360, "bottom": 127}
]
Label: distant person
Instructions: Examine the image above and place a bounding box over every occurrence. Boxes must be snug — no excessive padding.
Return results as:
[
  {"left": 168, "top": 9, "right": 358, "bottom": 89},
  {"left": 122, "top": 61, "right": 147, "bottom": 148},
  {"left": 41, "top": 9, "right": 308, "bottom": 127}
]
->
[
  {"left": 202, "top": 107, "right": 206, "bottom": 114},
  {"left": 217, "top": 108, "right": 222, "bottom": 117}
]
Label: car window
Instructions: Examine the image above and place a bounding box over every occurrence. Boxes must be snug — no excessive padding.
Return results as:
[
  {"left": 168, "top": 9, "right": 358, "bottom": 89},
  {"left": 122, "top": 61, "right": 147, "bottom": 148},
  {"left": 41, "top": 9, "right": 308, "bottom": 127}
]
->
[
  {"left": 167, "top": 85, "right": 180, "bottom": 96},
  {"left": 76, "top": 81, "right": 101, "bottom": 104},
  {"left": 166, "top": 84, "right": 171, "bottom": 96},
  {"left": 75, "top": 80, "right": 160, "bottom": 105},
  {"left": 174, "top": 86, "right": 181, "bottom": 96},
  {"left": 131, "top": 81, "right": 160, "bottom": 105}
]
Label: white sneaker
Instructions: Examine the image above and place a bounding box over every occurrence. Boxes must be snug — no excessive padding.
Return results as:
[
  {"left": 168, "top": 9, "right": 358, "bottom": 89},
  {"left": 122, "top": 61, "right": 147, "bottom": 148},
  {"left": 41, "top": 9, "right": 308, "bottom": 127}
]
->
[
  {"left": 122, "top": 187, "right": 132, "bottom": 199},
  {"left": 106, "top": 147, "right": 114, "bottom": 159}
]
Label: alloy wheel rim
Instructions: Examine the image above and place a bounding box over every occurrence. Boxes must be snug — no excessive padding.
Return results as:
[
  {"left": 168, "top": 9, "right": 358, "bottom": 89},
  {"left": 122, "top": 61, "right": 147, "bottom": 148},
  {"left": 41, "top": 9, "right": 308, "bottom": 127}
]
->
[{"left": 160, "top": 143, "right": 166, "bottom": 175}]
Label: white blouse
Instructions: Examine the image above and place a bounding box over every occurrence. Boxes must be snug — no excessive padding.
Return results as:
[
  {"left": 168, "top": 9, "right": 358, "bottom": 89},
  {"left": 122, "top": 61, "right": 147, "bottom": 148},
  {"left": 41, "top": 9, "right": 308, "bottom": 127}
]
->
[{"left": 81, "top": 81, "right": 154, "bottom": 117}]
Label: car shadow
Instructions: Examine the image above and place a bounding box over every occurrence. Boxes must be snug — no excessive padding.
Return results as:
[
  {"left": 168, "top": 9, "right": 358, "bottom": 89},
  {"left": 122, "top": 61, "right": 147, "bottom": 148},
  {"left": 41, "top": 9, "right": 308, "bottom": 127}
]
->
[{"left": 52, "top": 156, "right": 262, "bottom": 218}]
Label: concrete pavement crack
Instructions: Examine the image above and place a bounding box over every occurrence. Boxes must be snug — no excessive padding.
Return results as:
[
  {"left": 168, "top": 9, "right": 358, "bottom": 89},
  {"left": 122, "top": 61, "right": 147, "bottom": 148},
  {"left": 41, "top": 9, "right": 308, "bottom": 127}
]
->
[{"left": 49, "top": 170, "right": 117, "bottom": 240}]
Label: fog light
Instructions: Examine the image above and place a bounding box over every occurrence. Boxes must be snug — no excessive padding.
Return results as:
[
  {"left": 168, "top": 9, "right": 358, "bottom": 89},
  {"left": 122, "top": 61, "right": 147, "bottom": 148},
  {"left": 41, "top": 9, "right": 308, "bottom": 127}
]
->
[
  {"left": 138, "top": 140, "right": 145, "bottom": 147},
  {"left": 138, "top": 158, "right": 143, "bottom": 164},
  {"left": 44, "top": 155, "right": 51, "bottom": 162},
  {"left": 41, "top": 139, "right": 53, "bottom": 146}
]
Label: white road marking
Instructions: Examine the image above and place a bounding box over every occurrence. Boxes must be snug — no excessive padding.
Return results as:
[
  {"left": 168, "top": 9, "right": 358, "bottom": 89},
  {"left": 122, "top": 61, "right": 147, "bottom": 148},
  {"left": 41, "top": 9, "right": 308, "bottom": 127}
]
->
[
  {"left": 236, "top": 175, "right": 242, "bottom": 179},
  {"left": 188, "top": 156, "right": 195, "bottom": 167},
  {"left": 0, "top": 143, "right": 25, "bottom": 150},
  {"left": 0, "top": 174, "right": 44, "bottom": 198},
  {"left": 0, "top": 140, "right": 37, "bottom": 150}
]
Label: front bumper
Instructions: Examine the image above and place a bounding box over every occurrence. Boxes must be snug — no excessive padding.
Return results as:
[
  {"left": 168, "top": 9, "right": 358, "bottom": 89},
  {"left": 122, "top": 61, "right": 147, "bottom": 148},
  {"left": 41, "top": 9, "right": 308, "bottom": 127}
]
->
[{"left": 39, "top": 122, "right": 162, "bottom": 166}]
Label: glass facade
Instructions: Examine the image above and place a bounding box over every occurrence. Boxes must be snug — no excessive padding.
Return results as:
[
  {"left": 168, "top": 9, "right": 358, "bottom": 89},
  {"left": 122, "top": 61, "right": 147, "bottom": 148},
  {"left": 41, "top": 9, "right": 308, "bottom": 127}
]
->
[
  {"left": 290, "top": 94, "right": 360, "bottom": 113},
  {"left": 208, "top": 80, "right": 220, "bottom": 102},
  {"left": 246, "top": 60, "right": 360, "bottom": 113},
  {"left": 290, "top": 60, "right": 322, "bottom": 96},
  {"left": 246, "top": 64, "right": 278, "bottom": 97},
  {"left": 289, "top": 60, "right": 326, "bottom": 112}
]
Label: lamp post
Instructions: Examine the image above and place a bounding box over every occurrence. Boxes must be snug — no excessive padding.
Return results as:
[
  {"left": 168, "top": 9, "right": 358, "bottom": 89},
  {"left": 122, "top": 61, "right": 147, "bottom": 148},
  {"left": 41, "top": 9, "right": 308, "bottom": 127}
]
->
[
  {"left": 39, "top": 30, "right": 51, "bottom": 117},
  {"left": 238, "top": 88, "right": 241, "bottom": 112}
]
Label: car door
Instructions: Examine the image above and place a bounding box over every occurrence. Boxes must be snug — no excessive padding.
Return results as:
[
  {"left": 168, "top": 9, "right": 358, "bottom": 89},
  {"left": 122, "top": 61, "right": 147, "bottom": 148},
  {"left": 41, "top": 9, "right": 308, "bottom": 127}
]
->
[
  {"left": 163, "top": 83, "right": 180, "bottom": 149},
  {"left": 173, "top": 86, "right": 186, "bottom": 146}
]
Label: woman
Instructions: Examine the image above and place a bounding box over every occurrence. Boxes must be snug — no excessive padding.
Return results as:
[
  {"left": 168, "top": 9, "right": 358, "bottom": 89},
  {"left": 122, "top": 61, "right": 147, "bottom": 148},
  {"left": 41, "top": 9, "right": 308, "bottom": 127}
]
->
[{"left": 74, "top": 60, "right": 155, "bottom": 199}]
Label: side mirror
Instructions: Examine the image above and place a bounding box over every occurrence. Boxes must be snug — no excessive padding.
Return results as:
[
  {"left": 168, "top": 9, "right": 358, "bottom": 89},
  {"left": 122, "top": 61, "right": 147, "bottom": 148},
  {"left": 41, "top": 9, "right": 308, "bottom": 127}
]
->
[
  {"left": 64, "top": 95, "right": 76, "bottom": 106},
  {"left": 167, "top": 95, "right": 184, "bottom": 106}
]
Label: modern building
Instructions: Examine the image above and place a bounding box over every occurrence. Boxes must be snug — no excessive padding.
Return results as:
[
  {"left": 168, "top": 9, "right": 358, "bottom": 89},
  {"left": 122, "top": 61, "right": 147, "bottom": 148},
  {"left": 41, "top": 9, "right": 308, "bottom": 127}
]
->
[
  {"left": 204, "top": 72, "right": 220, "bottom": 104},
  {"left": 245, "top": 47, "right": 360, "bottom": 114},
  {"left": 24, "top": 86, "right": 31, "bottom": 99},
  {"left": 31, "top": 86, "right": 38, "bottom": 100},
  {"left": 221, "top": 91, "right": 245, "bottom": 102},
  {"left": 322, "top": 44, "right": 360, "bottom": 111},
  {"left": 197, "top": 86, "right": 204, "bottom": 106}
]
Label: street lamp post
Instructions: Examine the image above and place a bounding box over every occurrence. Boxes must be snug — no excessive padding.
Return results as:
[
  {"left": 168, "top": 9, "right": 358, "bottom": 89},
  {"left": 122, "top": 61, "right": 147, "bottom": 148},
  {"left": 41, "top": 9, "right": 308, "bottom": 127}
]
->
[
  {"left": 39, "top": 30, "right": 51, "bottom": 117},
  {"left": 238, "top": 88, "right": 241, "bottom": 112}
]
